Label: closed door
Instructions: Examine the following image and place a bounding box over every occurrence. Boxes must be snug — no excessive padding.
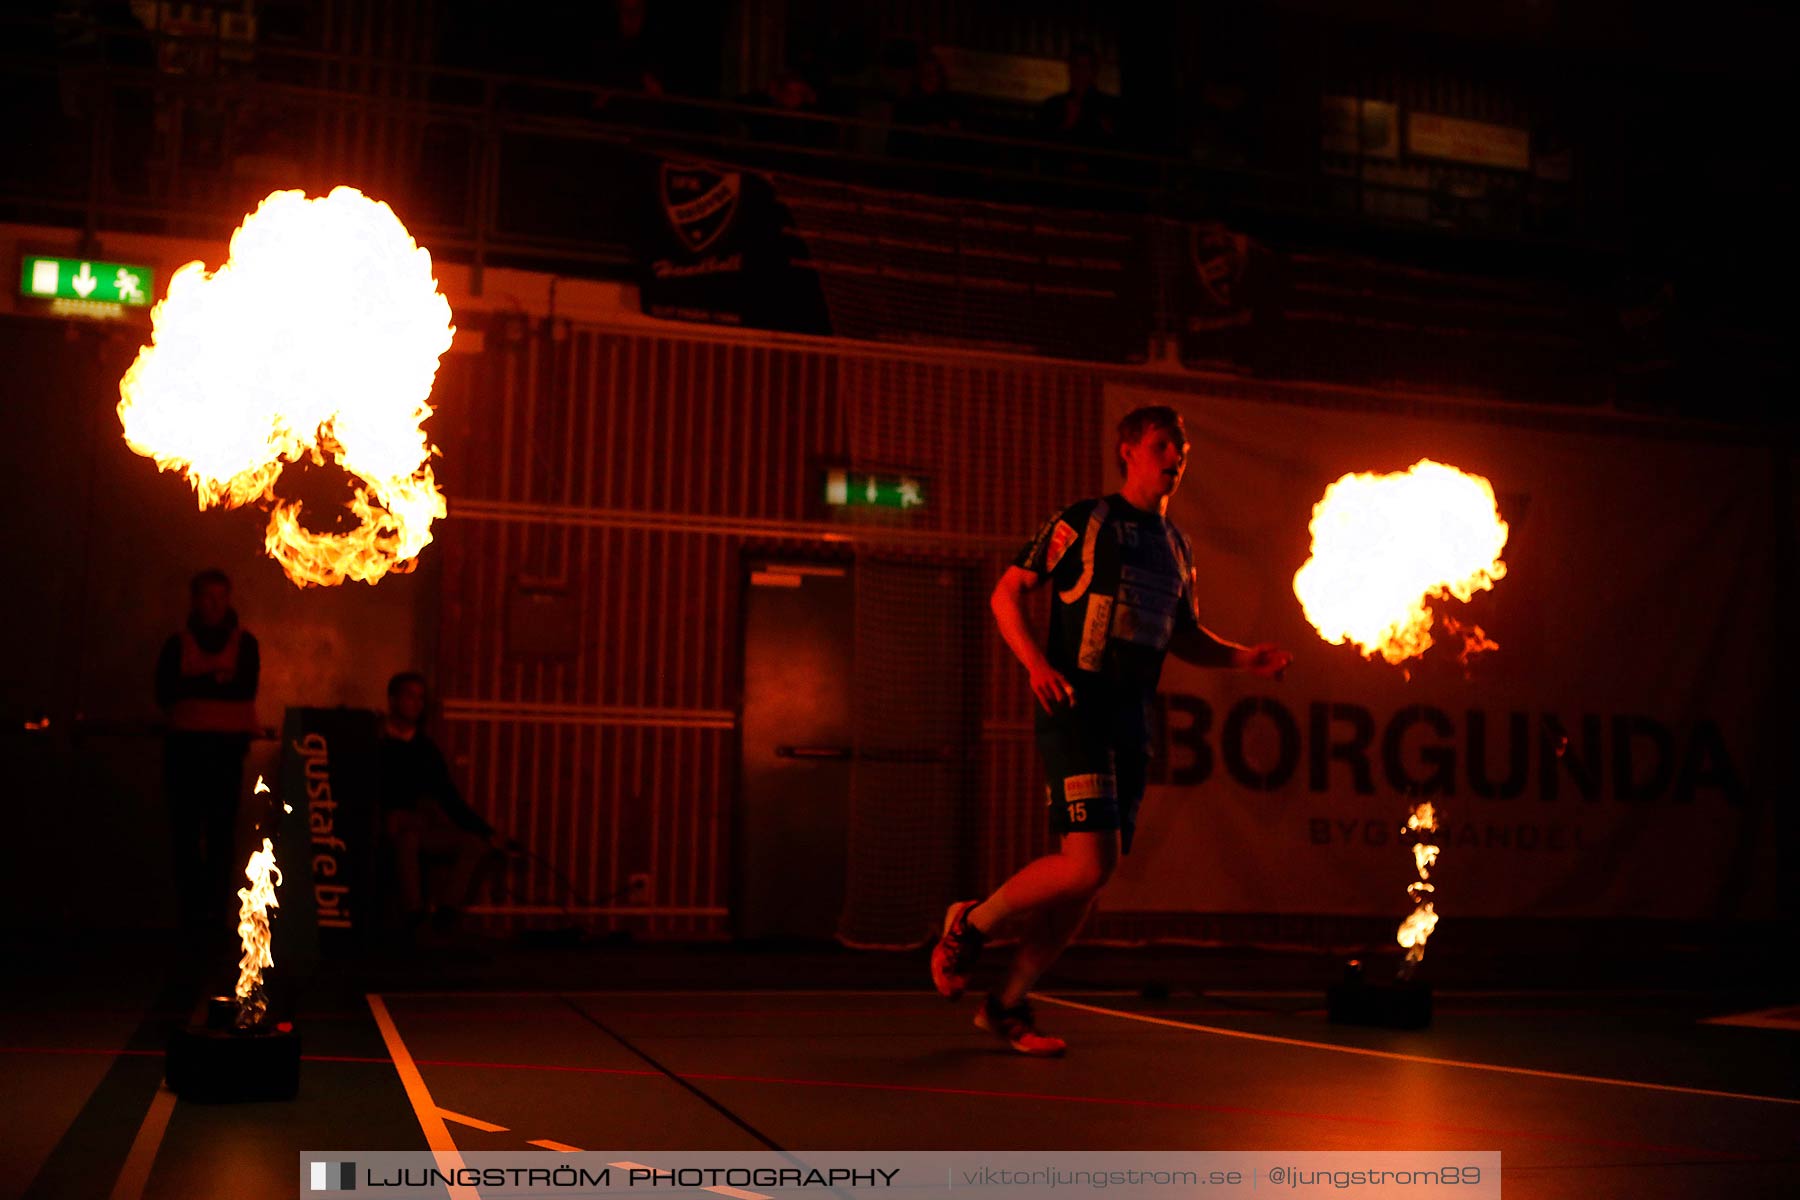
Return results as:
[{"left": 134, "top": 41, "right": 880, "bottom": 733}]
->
[{"left": 735, "top": 561, "right": 852, "bottom": 939}]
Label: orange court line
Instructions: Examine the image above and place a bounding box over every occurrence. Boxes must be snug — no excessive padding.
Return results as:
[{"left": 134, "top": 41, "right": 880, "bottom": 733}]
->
[
  {"left": 366, "top": 994, "right": 481, "bottom": 1200},
  {"left": 1033, "top": 993, "right": 1800, "bottom": 1107},
  {"left": 105, "top": 1085, "right": 177, "bottom": 1200},
  {"left": 0, "top": 1041, "right": 1756, "bottom": 1161},
  {"left": 439, "top": 1107, "right": 509, "bottom": 1133}
]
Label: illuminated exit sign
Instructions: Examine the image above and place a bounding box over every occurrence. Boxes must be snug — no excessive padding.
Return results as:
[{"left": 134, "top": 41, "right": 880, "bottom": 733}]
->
[
  {"left": 823, "top": 468, "right": 926, "bottom": 510},
  {"left": 19, "top": 255, "right": 155, "bottom": 311}
]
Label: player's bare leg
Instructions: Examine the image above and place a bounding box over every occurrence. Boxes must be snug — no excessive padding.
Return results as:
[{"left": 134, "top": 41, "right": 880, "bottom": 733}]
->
[
  {"left": 935, "top": 830, "right": 1115, "bottom": 1000},
  {"left": 967, "top": 836, "right": 1111, "bottom": 1057},
  {"left": 967, "top": 829, "right": 1116, "bottom": 934},
  {"left": 997, "top": 890, "right": 1097, "bottom": 1008}
]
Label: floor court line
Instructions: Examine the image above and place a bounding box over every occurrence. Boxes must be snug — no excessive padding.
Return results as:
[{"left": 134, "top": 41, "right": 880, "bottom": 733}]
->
[
  {"left": 105, "top": 1085, "right": 176, "bottom": 1200},
  {"left": 15, "top": 986, "right": 1716, "bottom": 1010},
  {"left": 379, "top": 989, "right": 1084, "bottom": 1000},
  {"left": 366, "top": 994, "right": 481, "bottom": 1200},
  {"left": 370, "top": 986, "right": 1727, "bottom": 1001},
  {"left": 1702, "top": 1005, "right": 1800, "bottom": 1030},
  {"left": 351, "top": 1053, "right": 1751, "bottom": 1159},
  {"left": 487, "top": 1127, "right": 778, "bottom": 1199},
  {"left": 557, "top": 996, "right": 788, "bottom": 1153},
  {"left": 50, "top": 1010, "right": 1729, "bottom": 1163},
  {"left": 1199, "top": 988, "right": 1734, "bottom": 999},
  {"left": 1033, "top": 994, "right": 1800, "bottom": 1106},
  {"left": 16, "top": 1037, "right": 1786, "bottom": 1146}
]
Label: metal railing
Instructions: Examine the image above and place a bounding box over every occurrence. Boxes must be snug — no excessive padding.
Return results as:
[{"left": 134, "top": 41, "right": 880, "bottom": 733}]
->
[{"left": 1, "top": 16, "right": 1609, "bottom": 292}]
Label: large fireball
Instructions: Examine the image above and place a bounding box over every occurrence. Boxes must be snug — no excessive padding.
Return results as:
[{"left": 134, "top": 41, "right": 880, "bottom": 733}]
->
[
  {"left": 117, "top": 187, "right": 454, "bottom": 587},
  {"left": 1293, "top": 459, "right": 1508, "bottom": 665}
]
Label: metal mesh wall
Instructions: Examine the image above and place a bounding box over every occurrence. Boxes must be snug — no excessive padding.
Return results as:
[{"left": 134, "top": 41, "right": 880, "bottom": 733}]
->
[
  {"left": 437, "top": 317, "right": 1101, "bottom": 938},
  {"left": 837, "top": 558, "right": 973, "bottom": 948}
]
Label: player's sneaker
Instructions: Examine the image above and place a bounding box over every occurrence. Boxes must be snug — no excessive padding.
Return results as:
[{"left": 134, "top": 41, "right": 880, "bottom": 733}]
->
[
  {"left": 975, "top": 995, "right": 1066, "bottom": 1057},
  {"left": 930, "top": 900, "right": 985, "bottom": 999}
]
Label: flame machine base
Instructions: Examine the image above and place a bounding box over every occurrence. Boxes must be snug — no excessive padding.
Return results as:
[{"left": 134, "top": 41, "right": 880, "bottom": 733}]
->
[
  {"left": 165, "top": 998, "right": 300, "bottom": 1102},
  {"left": 1327, "top": 976, "right": 1433, "bottom": 1030}
]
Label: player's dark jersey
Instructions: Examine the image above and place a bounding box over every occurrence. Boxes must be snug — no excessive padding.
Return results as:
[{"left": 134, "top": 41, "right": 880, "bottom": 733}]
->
[{"left": 1013, "top": 494, "right": 1201, "bottom": 735}]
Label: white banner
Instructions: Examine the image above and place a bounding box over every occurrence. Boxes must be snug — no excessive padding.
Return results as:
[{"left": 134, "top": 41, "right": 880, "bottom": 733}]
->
[{"left": 1102, "top": 383, "right": 1780, "bottom": 919}]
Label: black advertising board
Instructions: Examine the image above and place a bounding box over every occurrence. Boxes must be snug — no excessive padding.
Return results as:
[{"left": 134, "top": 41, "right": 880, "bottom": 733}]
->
[{"left": 275, "top": 706, "right": 382, "bottom": 962}]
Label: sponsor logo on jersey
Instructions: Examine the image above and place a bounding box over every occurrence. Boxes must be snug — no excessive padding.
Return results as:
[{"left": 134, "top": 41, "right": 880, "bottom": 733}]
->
[
  {"left": 1115, "top": 603, "right": 1176, "bottom": 648},
  {"left": 1046, "top": 520, "right": 1079, "bottom": 570},
  {"left": 1117, "top": 583, "right": 1180, "bottom": 614},
  {"left": 1078, "top": 594, "right": 1114, "bottom": 670},
  {"left": 1063, "top": 772, "right": 1118, "bottom": 802}
]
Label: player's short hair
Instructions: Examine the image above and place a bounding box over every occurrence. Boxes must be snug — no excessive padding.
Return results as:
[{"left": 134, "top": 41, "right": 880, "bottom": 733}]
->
[
  {"left": 1115, "top": 405, "right": 1186, "bottom": 476},
  {"left": 189, "top": 568, "right": 230, "bottom": 596},
  {"left": 387, "top": 670, "right": 428, "bottom": 698}
]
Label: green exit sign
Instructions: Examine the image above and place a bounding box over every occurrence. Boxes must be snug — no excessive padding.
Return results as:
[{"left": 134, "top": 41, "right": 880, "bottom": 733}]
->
[
  {"left": 823, "top": 468, "right": 926, "bottom": 510},
  {"left": 19, "top": 255, "right": 155, "bottom": 307}
]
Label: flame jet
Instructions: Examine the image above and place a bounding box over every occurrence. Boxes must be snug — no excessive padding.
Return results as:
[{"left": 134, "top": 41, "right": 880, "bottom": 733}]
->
[
  {"left": 118, "top": 187, "right": 455, "bottom": 587},
  {"left": 233, "top": 777, "right": 281, "bottom": 1029},
  {"left": 1291, "top": 460, "right": 1505, "bottom": 981},
  {"left": 1293, "top": 459, "right": 1508, "bottom": 666}
]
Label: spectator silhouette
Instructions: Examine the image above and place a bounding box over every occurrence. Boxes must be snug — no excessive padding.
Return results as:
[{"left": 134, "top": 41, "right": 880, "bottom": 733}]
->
[
  {"left": 593, "top": 0, "right": 666, "bottom": 97},
  {"left": 890, "top": 49, "right": 964, "bottom": 163},
  {"left": 1036, "top": 42, "right": 1121, "bottom": 148},
  {"left": 155, "top": 569, "right": 260, "bottom": 961},
  {"left": 744, "top": 70, "right": 830, "bottom": 150},
  {"left": 377, "top": 671, "right": 506, "bottom": 941},
  {"left": 588, "top": 0, "right": 678, "bottom": 133}
]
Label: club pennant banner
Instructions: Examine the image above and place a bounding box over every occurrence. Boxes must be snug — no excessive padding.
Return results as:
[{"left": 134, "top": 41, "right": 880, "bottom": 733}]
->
[{"left": 1101, "top": 383, "right": 1781, "bottom": 919}]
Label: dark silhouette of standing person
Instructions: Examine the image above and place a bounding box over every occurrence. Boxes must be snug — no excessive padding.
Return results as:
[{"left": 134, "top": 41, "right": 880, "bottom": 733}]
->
[
  {"left": 890, "top": 48, "right": 964, "bottom": 162},
  {"left": 1036, "top": 43, "right": 1122, "bottom": 146},
  {"left": 592, "top": 0, "right": 667, "bottom": 96},
  {"left": 155, "top": 569, "right": 260, "bottom": 952},
  {"left": 1035, "top": 41, "right": 1124, "bottom": 179}
]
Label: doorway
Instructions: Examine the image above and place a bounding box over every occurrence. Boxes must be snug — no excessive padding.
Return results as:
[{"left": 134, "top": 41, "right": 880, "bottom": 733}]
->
[
  {"left": 736, "top": 559, "right": 854, "bottom": 940},
  {"left": 736, "top": 555, "right": 980, "bottom": 944}
]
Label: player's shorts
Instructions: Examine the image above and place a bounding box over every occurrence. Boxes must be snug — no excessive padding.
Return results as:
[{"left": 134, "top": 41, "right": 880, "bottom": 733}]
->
[{"left": 1035, "top": 703, "right": 1150, "bottom": 855}]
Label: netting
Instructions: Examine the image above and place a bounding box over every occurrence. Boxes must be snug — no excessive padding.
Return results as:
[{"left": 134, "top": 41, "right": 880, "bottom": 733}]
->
[
  {"left": 837, "top": 559, "right": 976, "bottom": 948},
  {"left": 775, "top": 173, "right": 1155, "bottom": 366},
  {"left": 648, "top": 164, "right": 1615, "bottom": 407},
  {"left": 829, "top": 356, "right": 1102, "bottom": 948}
]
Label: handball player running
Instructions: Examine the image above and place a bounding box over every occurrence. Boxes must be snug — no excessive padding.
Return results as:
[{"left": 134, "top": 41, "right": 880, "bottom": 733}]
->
[{"left": 932, "top": 405, "right": 1292, "bottom": 1055}]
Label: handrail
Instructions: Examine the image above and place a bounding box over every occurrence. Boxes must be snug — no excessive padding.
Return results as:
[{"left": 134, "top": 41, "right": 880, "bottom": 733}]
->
[
  {"left": 0, "top": 12, "right": 1614, "bottom": 269},
  {"left": 3, "top": 55, "right": 1217, "bottom": 191}
]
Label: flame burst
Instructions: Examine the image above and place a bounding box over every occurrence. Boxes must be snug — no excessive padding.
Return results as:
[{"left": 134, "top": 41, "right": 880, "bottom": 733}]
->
[
  {"left": 1293, "top": 460, "right": 1507, "bottom": 665},
  {"left": 235, "top": 836, "right": 282, "bottom": 1028},
  {"left": 117, "top": 187, "right": 455, "bottom": 587},
  {"left": 1397, "top": 800, "right": 1440, "bottom": 979}
]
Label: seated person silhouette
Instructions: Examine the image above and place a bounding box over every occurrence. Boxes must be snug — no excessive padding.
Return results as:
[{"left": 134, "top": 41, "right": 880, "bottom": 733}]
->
[{"left": 377, "top": 671, "right": 508, "bottom": 938}]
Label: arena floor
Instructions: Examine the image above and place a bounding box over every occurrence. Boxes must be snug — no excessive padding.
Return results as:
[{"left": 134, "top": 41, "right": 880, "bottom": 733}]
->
[{"left": 7, "top": 938, "right": 1798, "bottom": 1200}]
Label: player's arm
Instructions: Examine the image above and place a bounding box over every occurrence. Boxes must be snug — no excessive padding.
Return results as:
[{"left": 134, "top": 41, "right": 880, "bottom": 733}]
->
[
  {"left": 1170, "top": 620, "right": 1246, "bottom": 668},
  {"left": 1171, "top": 621, "right": 1292, "bottom": 675},
  {"left": 990, "top": 566, "right": 1075, "bottom": 712},
  {"left": 1168, "top": 562, "right": 1292, "bottom": 676}
]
